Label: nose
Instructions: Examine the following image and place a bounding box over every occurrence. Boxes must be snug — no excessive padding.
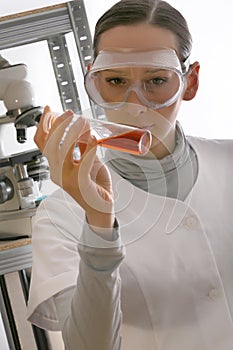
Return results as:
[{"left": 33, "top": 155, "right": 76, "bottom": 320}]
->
[
  {"left": 125, "top": 89, "right": 148, "bottom": 115},
  {"left": 126, "top": 88, "right": 144, "bottom": 105}
]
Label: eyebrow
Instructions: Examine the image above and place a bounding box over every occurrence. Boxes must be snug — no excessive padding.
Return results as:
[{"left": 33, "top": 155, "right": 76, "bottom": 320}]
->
[
  {"left": 100, "top": 68, "right": 129, "bottom": 74},
  {"left": 144, "top": 68, "right": 170, "bottom": 73}
]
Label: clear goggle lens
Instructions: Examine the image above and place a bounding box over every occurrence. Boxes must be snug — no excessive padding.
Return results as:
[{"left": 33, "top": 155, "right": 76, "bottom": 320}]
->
[{"left": 85, "top": 65, "right": 184, "bottom": 109}]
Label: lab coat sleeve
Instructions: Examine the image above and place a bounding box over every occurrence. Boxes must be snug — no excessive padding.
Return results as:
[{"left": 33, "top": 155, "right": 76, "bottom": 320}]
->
[{"left": 54, "top": 219, "right": 125, "bottom": 350}]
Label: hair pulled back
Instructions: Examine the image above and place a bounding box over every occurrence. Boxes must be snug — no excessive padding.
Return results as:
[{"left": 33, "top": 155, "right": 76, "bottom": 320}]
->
[{"left": 93, "top": 0, "right": 192, "bottom": 70}]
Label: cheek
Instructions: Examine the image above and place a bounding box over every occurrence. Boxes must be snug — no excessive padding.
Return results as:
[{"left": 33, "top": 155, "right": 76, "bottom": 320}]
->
[
  {"left": 158, "top": 100, "right": 181, "bottom": 123},
  {"left": 149, "top": 102, "right": 182, "bottom": 145},
  {"left": 104, "top": 109, "right": 120, "bottom": 123},
  {"left": 149, "top": 117, "right": 174, "bottom": 145}
]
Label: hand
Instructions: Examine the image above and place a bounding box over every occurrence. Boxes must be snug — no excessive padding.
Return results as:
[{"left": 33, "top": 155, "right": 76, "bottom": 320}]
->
[{"left": 34, "top": 106, "right": 115, "bottom": 230}]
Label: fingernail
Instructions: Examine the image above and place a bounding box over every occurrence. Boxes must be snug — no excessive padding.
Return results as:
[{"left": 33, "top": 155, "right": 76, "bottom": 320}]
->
[{"left": 64, "top": 110, "right": 74, "bottom": 118}]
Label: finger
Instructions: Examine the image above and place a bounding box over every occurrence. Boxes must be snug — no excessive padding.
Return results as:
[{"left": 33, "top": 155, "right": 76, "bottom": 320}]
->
[
  {"left": 91, "top": 154, "right": 110, "bottom": 184},
  {"left": 34, "top": 105, "right": 53, "bottom": 150},
  {"left": 78, "top": 138, "right": 113, "bottom": 213},
  {"left": 59, "top": 116, "right": 91, "bottom": 160},
  {"left": 34, "top": 106, "right": 71, "bottom": 151},
  {"left": 61, "top": 135, "right": 98, "bottom": 191},
  {"left": 50, "top": 109, "right": 74, "bottom": 132},
  {"left": 43, "top": 114, "right": 74, "bottom": 158},
  {"left": 38, "top": 106, "right": 74, "bottom": 136},
  {"left": 41, "top": 105, "right": 55, "bottom": 133},
  {"left": 78, "top": 135, "right": 98, "bottom": 182}
]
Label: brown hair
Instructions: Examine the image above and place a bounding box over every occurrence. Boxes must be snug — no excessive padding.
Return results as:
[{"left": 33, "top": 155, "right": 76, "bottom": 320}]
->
[{"left": 93, "top": 0, "right": 192, "bottom": 71}]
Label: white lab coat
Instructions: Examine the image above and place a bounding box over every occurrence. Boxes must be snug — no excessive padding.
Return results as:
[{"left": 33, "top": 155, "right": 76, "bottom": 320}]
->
[{"left": 27, "top": 135, "right": 233, "bottom": 349}]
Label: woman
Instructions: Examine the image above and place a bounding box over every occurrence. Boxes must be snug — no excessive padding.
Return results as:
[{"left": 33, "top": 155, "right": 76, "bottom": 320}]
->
[{"left": 27, "top": 1, "right": 233, "bottom": 349}]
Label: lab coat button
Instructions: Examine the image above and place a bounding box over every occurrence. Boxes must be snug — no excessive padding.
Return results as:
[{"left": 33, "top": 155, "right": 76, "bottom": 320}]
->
[
  {"left": 208, "top": 288, "right": 222, "bottom": 300},
  {"left": 184, "top": 216, "right": 198, "bottom": 229}
]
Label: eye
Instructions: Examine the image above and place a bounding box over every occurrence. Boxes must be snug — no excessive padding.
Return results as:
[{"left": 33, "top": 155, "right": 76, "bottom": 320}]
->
[
  {"left": 106, "top": 77, "right": 126, "bottom": 85},
  {"left": 144, "top": 76, "right": 168, "bottom": 93},
  {"left": 150, "top": 77, "right": 167, "bottom": 85}
]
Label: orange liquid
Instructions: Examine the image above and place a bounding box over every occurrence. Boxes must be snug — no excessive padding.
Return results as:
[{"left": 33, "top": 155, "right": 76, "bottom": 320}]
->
[{"left": 97, "top": 129, "right": 151, "bottom": 155}]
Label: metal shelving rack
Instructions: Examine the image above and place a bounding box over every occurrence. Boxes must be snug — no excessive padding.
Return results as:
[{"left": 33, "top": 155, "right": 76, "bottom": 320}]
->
[
  {"left": 0, "top": 0, "right": 100, "bottom": 117},
  {"left": 0, "top": 2, "right": 97, "bottom": 349}
]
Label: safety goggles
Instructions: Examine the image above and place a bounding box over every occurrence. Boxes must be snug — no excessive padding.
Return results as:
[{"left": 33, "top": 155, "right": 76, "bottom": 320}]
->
[{"left": 84, "top": 48, "right": 188, "bottom": 110}]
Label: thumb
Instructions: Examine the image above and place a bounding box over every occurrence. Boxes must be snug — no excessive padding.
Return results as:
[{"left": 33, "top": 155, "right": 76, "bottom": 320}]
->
[{"left": 78, "top": 136, "right": 98, "bottom": 182}]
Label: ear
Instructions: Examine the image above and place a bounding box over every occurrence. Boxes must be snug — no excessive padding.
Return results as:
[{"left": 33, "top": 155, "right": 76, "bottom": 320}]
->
[{"left": 183, "top": 61, "right": 200, "bottom": 101}]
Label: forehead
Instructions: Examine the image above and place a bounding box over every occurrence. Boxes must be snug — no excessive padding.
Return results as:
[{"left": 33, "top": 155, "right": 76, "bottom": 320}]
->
[
  {"left": 98, "top": 23, "right": 178, "bottom": 52},
  {"left": 92, "top": 49, "right": 182, "bottom": 73}
]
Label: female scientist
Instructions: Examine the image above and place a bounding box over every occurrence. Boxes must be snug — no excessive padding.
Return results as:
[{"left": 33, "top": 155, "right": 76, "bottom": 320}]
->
[{"left": 27, "top": 1, "right": 233, "bottom": 349}]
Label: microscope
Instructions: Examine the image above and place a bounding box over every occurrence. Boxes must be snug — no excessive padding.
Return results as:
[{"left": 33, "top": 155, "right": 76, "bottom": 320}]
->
[{"left": 0, "top": 55, "right": 49, "bottom": 239}]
